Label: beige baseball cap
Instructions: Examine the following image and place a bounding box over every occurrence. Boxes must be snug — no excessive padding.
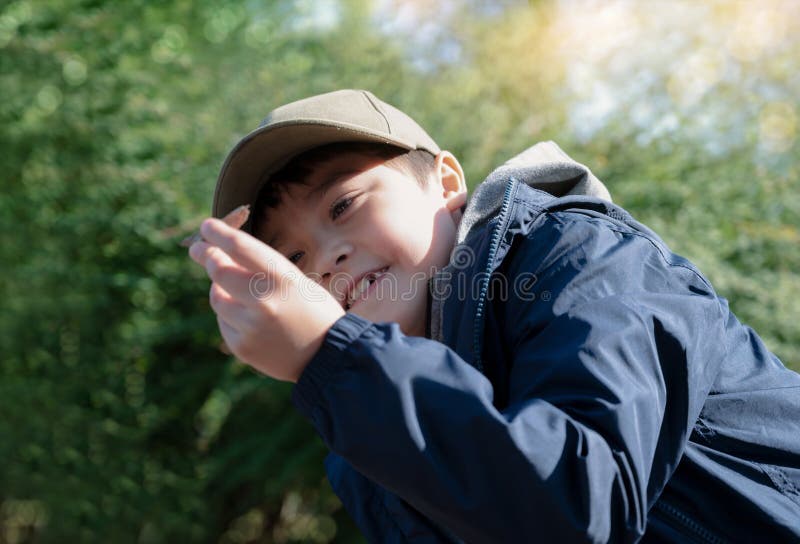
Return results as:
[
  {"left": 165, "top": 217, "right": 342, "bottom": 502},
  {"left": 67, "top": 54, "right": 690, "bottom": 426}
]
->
[{"left": 212, "top": 89, "right": 441, "bottom": 231}]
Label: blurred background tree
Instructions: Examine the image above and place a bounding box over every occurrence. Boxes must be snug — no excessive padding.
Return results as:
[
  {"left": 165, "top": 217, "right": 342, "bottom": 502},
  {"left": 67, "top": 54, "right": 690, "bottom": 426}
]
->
[{"left": 1, "top": 0, "right": 797, "bottom": 542}]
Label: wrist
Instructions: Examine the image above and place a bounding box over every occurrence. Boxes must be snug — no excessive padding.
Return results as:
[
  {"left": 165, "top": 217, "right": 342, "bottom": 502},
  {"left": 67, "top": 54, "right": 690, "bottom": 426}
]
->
[{"left": 292, "top": 313, "right": 373, "bottom": 411}]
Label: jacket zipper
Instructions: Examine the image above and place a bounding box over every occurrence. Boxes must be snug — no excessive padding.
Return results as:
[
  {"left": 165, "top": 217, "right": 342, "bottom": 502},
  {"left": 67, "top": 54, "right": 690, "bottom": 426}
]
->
[
  {"left": 652, "top": 500, "right": 726, "bottom": 544},
  {"left": 472, "top": 178, "right": 515, "bottom": 373}
]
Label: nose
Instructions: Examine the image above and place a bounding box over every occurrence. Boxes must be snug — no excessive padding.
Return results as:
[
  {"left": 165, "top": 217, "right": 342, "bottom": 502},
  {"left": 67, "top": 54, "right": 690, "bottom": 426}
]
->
[
  {"left": 320, "top": 253, "right": 348, "bottom": 281},
  {"left": 311, "top": 238, "right": 353, "bottom": 285}
]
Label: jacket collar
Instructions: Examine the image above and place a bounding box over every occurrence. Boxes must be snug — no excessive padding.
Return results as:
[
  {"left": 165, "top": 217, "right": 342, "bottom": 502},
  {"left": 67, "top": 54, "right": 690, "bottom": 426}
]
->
[
  {"left": 428, "top": 142, "right": 613, "bottom": 363},
  {"left": 456, "top": 141, "right": 611, "bottom": 246}
]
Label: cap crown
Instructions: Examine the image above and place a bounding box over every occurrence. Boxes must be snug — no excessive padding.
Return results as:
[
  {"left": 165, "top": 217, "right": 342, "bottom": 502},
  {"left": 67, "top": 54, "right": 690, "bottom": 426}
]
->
[{"left": 212, "top": 89, "right": 440, "bottom": 228}]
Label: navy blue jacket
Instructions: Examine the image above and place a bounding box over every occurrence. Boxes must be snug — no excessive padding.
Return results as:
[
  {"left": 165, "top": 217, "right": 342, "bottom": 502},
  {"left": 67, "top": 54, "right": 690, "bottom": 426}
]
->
[{"left": 292, "top": 178, "right": 800, "bottom": 542}]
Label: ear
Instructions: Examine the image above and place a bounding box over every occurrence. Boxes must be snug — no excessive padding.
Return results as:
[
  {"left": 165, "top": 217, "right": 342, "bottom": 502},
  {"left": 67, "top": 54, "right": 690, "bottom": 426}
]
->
[{"left": 433, "top": 151, "right": 467, "bottom": 213}]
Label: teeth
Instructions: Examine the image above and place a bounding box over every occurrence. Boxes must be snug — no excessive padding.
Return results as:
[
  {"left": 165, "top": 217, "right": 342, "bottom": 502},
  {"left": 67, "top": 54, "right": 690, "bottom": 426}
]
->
[
  {"left": 352, "top": 277, "right": 372, "bottom": 300},
  {"left": 347, "top": 268, "right": 387, "bottom": 307}
]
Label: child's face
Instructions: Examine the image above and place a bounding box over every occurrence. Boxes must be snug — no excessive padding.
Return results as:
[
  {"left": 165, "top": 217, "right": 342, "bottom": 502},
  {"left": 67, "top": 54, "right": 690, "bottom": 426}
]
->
[{"left": 258, "top": 151, "right": 465, "bottom": 337}]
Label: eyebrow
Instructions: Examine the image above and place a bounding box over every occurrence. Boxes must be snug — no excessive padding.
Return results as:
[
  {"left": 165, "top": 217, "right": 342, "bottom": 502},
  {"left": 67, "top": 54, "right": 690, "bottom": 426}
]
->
[
  {"left": 308, "top": 169, "right": 361, "bottom": 201},
  {"left": 266, "top": 170, "right": 360, "bottom": 248}
]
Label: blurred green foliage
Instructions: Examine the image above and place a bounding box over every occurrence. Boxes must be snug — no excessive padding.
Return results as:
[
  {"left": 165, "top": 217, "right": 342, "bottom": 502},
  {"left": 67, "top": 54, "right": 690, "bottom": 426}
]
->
[{"left": 1, "top": 0, "right": 797, "bottom": 542}]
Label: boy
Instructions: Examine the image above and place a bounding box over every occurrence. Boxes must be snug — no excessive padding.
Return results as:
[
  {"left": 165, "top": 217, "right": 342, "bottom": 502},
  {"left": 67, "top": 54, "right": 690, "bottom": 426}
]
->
[{"left": 189, "top": 89, "right": 800, "bottom": 542}]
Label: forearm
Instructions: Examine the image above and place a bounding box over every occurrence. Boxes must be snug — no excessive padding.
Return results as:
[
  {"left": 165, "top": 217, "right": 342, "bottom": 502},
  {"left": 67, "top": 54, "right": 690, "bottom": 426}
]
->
[{"left": 293, "top": 313, "right": 653, "bottom": 543}]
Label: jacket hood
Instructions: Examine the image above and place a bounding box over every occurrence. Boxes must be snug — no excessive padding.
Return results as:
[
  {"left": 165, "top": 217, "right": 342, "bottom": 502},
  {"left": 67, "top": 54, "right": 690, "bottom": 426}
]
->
[{"left": 457, "top": 141, "right": 612, "bottom": 245}]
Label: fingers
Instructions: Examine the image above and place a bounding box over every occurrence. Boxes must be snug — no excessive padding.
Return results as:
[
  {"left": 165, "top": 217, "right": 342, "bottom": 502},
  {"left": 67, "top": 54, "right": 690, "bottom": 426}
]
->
[
  {"left": 216, "top": 314, "right": 243, "bottom": 353},
  {"left": 208, "top": 282, "right": 250, "bottom": 326},
  {"left": 190, "top": 241, "right": 261, "bottom": 301},
  {"left": 200, "top": 218, "right": 291, "bottom": 274},
  {"left": 189, "top": 239, "right": 230, "bottom": 268}
]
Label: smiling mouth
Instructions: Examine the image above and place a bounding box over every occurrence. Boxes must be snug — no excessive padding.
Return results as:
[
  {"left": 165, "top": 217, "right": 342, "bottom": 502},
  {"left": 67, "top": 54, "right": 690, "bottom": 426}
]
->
[{"left": 344, "top": 267, "right": 389, "bottom": 311}]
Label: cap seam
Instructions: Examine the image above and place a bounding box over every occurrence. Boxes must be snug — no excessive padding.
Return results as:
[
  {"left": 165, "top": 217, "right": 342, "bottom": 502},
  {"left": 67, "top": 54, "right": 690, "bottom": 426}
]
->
[{"left": 361, "top": 91, "right": 392, "bottom": 135}]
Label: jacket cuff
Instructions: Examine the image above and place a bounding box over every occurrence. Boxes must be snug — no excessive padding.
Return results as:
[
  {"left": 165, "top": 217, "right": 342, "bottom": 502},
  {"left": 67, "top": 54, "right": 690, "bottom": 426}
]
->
[{"left": 292, "top": 312, "right": 373, "bottom": 421}]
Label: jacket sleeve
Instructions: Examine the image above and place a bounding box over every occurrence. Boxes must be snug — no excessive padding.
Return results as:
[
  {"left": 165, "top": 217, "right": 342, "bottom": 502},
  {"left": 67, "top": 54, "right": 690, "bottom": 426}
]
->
[
  {"left": 324, "top": 452, "right": 462, "bottom": 543},
  {"left": 292, "top": 211, "right": 726, "bottom": 543}
]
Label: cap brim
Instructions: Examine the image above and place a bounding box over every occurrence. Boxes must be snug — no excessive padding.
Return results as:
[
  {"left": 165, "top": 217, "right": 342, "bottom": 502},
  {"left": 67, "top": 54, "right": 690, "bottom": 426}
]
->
[{"left": 212, "top": 121, "right": 418, "bottom": 232}]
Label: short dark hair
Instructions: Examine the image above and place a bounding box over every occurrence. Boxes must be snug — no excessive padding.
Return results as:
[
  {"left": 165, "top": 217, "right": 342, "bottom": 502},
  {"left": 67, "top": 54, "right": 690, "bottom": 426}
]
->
[{"left": 251, "top": 142, "right": 437, "bottom": 238}]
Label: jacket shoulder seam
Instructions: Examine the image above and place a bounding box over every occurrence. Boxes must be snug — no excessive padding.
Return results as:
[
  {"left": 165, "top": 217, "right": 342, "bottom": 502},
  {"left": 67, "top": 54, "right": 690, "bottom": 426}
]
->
[
  {"left": 517, "top": 208, "right": 728, "bottom": 329},
  {"left": 547, "top": 209, "right": 718, "bottom": 293}
]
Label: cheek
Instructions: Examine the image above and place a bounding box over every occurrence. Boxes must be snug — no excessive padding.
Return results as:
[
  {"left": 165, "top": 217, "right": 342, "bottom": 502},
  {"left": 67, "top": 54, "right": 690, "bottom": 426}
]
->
[
  {"left": 365, "top": 197, "right": 436, "bottom": 261},
  {"left": 387, "top": 210, "right": 439, "bottom": 264}
]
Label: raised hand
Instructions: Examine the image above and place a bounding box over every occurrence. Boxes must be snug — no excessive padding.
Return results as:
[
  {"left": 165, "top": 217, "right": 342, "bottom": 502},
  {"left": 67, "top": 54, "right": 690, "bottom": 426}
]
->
[{"left": 188, "top": 216, "right": 345, "bottom": 382}]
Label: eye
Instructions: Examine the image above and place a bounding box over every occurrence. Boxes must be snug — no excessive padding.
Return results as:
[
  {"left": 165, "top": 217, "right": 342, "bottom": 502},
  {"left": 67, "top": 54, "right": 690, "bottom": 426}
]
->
[
  {"left": 330, "top": 197, "right": 353, "bottom": 220},
  {"left": 287, "top": 251, "right": 304, "bottom": 264}
]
